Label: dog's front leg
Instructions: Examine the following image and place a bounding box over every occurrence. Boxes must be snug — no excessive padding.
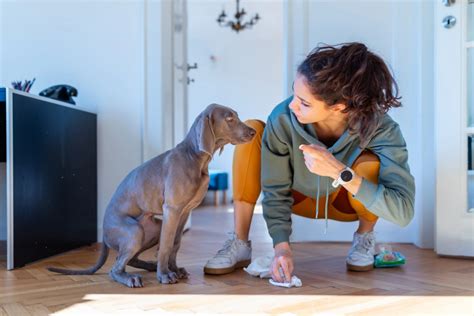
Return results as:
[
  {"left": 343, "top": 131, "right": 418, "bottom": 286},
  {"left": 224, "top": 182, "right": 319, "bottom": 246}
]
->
[
  {"left": 156, "top": 206, "right": 181, "bottom": 284},
  {"left": 168, "top": 211, "right": 191, "bottom": 279}
]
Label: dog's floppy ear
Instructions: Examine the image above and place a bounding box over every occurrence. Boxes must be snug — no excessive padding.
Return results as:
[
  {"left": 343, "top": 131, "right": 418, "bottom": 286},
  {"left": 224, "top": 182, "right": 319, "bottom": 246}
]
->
[{"left": 197, "top": 114, "right": 215, "bottom": 156}]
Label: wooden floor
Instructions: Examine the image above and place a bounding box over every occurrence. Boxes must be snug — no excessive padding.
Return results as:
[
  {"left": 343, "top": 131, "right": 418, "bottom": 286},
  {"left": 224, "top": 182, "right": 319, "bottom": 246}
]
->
[{"left": 1, "top": 204, "right": 473, "bottom": 315}]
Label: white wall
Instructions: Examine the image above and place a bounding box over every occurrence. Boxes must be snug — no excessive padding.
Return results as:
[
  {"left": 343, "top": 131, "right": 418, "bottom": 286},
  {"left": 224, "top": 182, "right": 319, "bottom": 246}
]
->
[
  {"left": 144, "top": 0, "right": 174, "bottom": 159},
  {"left": 187, "top": 0, "right": 284, "bottom": 198},
  {"left": 417, "top": 0, "right": 435, "bottom": 249},
  {"left": 286, "top": 0, "right": 435, "bottom": 247},
  {"left": 0, "top": 0, "right": 148, "bottom": 241}
]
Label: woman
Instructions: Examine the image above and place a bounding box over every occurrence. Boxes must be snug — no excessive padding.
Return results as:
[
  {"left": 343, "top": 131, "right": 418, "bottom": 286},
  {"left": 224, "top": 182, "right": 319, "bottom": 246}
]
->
[{"left": 203, "top": 43, "right": 415, "bottom": 282}]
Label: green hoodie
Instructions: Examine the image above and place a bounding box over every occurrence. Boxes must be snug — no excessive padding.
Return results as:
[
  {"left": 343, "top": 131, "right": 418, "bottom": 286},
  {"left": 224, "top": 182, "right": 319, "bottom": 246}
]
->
[{"left": 261, "top": 97, "right": 415, "bottom": 247}]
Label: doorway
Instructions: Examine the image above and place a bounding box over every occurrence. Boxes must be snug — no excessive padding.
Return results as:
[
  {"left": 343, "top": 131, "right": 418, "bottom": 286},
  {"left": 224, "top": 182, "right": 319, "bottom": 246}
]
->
[{"left": 185, "top": 0, "right": 285, "bottom": 201}]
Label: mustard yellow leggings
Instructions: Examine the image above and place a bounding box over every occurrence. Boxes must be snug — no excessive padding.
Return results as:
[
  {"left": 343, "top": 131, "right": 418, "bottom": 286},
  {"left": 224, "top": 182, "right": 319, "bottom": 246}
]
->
[{"left": 233, "top": 120, "right": 379, "bottom": 222}]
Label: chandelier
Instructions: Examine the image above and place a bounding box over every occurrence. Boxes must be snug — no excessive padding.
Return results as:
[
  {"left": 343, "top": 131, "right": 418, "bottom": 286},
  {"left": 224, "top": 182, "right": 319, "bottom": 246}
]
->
[{"left": 217, "top": 0, "right": 260, "bottom": 33}]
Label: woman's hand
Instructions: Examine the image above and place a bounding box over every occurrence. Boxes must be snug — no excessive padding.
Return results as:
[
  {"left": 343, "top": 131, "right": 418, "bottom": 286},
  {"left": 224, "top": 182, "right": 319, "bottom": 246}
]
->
[
  {"left": 299, "top": 144, "right": 346, "bottom": 180},
  {"left": 270, "top": 242, "right": 294, "bottom": 283}
]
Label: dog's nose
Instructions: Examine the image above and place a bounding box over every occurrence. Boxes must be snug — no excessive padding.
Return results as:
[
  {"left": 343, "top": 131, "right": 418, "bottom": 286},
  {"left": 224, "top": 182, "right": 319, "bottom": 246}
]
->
[{"left": 248, "top": 129, "right": 256, "bottom": 138}]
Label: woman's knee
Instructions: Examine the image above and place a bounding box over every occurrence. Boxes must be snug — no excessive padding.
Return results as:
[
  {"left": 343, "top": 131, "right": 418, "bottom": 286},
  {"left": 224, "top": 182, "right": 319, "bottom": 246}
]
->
[
  {"left": 232, "top": 119, "right": 266, "bottom": 204},
  {"left": 348, "top": 150, "right": 380, "bottom": 221},
  {"left": 351, "top": 150, "right": 380, "bottom": 182},
  {"left": 243, "top": 119, "right": 265, "bottom": 139},
  {"left": 233, "top": 119, "right": 265, "bottom": 159}
]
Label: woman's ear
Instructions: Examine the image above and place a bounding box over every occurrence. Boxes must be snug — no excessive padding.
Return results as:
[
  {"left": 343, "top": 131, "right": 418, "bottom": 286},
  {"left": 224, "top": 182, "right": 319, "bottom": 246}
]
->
[{"left": 333, "top": 103, "right": 347, "bottom": 112}]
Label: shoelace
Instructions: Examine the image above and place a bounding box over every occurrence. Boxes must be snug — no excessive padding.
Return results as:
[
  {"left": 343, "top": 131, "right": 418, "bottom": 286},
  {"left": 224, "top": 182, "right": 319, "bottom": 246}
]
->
[
  {"left": 355, "top": 234, "right": 375, "bottom": 253},
  {"left": 215, "top": 234, "right": 237, "bottom": 258}
]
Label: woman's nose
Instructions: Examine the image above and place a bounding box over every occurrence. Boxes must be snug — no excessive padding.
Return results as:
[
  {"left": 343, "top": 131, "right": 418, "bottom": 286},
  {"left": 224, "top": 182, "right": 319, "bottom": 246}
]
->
[{"left": 289, "top": 100, "right": 298, "bottom": 112}]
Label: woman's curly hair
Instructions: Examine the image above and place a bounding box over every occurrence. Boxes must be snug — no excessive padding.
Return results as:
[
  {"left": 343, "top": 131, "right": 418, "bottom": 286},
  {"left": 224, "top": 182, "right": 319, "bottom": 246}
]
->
[{"left": 297, "top": 42, "right": 402, "bottom": 146}]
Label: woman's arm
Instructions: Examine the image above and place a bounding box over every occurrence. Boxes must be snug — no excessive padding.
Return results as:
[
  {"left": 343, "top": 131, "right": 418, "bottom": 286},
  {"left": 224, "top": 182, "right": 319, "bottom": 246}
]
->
[
  {"left": 352, "top": 122, "right": 415, "bottom": 226},
  {"left": 299, "top": 121, "right": 415, "bottom": 227},
  {"left": 261, "top": 119, "right": 296, "bottom": 281},
  {"left": 261, "top": 119, "right": 294, "bottom": 247}
]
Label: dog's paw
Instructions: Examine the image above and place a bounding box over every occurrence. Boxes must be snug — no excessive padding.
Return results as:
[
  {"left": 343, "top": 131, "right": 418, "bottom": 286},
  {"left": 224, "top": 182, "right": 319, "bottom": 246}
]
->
[
  {"left": 176, "top": 267, "right": 189, "bottom": 279},
  {"left": 109, "top": 271, "right": 144, "bottom": 288},
  {"left": 126, "top": 274, "right": 144, "bottom": 288},
  {"left": 157, "top": 271, "right": 179, "bottom": 284}
]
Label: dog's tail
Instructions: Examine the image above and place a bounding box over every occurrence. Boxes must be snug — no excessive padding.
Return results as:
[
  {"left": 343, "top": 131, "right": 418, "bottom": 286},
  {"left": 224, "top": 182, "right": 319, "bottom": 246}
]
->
[{"left": 47, "top": 243, "right": 109, "bottom": 275}]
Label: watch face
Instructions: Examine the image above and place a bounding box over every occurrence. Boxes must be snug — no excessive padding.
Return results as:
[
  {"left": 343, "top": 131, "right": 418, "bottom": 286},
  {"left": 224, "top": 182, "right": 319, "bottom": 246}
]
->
[{"left": 341, "top": 169, "right": 353, "bottom": 182}]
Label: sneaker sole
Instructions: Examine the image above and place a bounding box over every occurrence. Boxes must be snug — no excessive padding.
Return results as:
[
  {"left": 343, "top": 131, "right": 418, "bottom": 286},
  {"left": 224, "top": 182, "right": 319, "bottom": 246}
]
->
[
  {"left": 346, "top": 262, "right": 374, "bottom": 272},
  {"left": 203, "top": 259, "right": 251, "bottom": 275}
]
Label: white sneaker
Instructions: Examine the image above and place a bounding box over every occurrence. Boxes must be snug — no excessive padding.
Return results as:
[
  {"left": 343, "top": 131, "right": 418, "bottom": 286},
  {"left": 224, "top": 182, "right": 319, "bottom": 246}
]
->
[
  {"left": 346, "top": 231, "right": 376, "bottom": 271},
  {"left": 204, "top": 232, "right": 252, "bottom": 275}
]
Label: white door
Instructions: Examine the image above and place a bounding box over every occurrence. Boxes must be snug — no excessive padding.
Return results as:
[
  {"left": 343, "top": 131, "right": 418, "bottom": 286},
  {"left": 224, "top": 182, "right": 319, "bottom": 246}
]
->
[
  {"left": 172, "top": 0, "right": 189, "bottom": 146},
  {"left": 435, "top": 0, "right": 474, "bottom": 256},
  {"left": 172, "top": 0, "right": 192, "bottom": 230},
  {"left": 150, "top": 0, "right": 191, "bottom": 229},
  {"left": 147, "top": 0, "right": 189, "bottom": 153}
]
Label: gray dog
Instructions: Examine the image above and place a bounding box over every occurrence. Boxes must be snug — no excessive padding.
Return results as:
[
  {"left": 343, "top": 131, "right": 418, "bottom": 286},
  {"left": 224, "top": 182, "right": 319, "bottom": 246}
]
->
[{"left": 48, "top": 104, "right": 256, "bottom": 287}]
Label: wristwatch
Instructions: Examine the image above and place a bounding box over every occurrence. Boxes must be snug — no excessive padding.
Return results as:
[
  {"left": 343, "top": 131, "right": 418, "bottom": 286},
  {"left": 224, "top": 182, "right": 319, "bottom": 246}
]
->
[{"left": 332, "top": 167, "right": 354, "bottom": 188}]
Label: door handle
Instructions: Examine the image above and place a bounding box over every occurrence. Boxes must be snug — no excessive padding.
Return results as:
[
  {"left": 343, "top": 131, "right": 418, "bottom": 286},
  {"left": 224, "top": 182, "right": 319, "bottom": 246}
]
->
[
  {"left": 187, "top": 63, "right": 198, "bottom": 71},
  {"left": 442, "top": 0, "right": 455, "bottom": 6},
  {"left": 442, "top": 15, "right": 456, "bottom": 29}
]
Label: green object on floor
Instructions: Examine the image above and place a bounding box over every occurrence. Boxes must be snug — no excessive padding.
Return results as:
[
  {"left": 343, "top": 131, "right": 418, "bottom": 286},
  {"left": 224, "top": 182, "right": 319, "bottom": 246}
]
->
[{"left": 374, "top": 251, "right": 406, "bottom": 268}]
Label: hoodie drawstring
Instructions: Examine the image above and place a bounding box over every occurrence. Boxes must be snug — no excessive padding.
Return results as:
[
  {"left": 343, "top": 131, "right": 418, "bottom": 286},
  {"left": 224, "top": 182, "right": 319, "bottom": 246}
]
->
[
  {"left": 315, "top": 176, "right": 330, "bottom": 234},
  {"left": 315, "top": 175, "right": 321, "bottom": 219},
  {"left": 324, "top": 180, "right": 329, "bottom": 234}
]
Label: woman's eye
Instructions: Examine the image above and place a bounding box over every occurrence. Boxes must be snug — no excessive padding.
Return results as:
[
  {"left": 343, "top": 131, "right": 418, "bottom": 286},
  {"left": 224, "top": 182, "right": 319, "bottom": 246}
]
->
[{"left": 302, "top": 103, "right": 310, "bottom": 107}]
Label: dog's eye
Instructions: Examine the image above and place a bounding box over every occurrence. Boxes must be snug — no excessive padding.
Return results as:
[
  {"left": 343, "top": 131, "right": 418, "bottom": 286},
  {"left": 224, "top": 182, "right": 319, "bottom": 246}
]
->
[{"left": 225, "top": 116, "right": 234, "bottom": 122}]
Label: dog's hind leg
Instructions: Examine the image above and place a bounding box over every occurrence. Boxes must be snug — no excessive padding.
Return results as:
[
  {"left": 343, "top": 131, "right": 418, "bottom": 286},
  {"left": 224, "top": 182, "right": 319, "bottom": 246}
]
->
[
  {"left": 108, "top": 222, "right": 146, "bottom": 288},
  {"left": 127, "top": 212, "right": 162, "bottom": 272}
]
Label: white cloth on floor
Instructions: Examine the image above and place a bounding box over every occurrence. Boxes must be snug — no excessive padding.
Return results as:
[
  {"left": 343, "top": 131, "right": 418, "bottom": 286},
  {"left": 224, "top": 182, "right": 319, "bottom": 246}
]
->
[
  {"left": 269, "top": 275, "right": 303, "bottom": 288},
  {"left": 243, "top": 256, "right": 272, "bottom": 278},
  {"left": 244, "top": 256, "right": 303, "bottom": 288}
]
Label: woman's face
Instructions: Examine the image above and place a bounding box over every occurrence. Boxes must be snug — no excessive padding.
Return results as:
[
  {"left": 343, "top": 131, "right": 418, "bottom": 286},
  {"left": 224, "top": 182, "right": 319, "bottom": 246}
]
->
[{"left": 288, "top": 74, "right": 343, "bottom": 124}]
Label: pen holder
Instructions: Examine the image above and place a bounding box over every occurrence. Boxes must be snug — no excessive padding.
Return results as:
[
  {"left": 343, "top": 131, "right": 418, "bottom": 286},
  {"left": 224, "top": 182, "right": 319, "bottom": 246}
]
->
[{"left": 11, "top": 78, "right": 36, "bottom": 92}]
